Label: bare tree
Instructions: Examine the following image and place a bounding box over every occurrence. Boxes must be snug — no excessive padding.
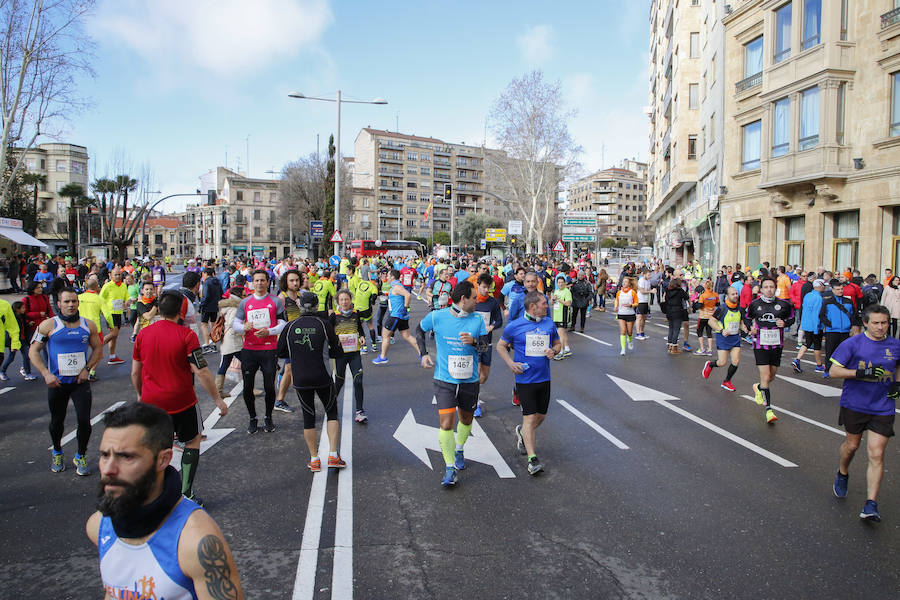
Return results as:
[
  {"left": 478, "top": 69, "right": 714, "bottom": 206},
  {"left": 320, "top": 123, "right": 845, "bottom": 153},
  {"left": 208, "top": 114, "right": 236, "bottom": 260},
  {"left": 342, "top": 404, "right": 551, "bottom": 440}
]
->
[
  {"left": 486, "top": 70, "right": 580, "bottom": 252},
  {"left": 0, "top": 0, "right": 95, "bottom": 205},
  {"left": 90, "top": 157, "right": 158, "bottom": 258}
]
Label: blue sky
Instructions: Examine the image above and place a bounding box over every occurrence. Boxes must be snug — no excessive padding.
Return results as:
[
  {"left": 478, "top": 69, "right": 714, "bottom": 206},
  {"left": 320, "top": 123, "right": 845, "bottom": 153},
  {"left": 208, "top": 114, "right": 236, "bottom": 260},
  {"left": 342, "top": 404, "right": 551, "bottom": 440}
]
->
[{"left": 68, "top": 0, "right": 650, "bottom": 212}]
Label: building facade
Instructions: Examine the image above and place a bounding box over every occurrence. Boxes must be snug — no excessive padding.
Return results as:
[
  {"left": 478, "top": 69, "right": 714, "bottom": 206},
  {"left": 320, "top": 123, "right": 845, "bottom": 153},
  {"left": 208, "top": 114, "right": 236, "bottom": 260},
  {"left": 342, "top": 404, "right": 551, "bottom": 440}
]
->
[
  {"left": 720, "top": 0, "right": 900, "bottom": 273},
  {"left": 127, "top": 217, "right": 181, "bottom": 258},
  {"left": 566, "top": 165, "right": 652, "bottom": 245}
]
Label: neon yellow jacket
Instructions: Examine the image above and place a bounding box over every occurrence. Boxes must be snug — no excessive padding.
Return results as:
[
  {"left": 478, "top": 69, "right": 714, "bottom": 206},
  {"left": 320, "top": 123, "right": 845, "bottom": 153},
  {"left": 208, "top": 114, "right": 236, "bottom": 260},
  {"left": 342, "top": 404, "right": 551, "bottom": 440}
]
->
[
  {"left": 99, "top": 280, "right": 129, "bottom": 318},
  {"left": 78, "top": 291, "right": 103, "bottom": 330},
  {"left": 0, "top": 299, "right": 21, "bottom": 351}
]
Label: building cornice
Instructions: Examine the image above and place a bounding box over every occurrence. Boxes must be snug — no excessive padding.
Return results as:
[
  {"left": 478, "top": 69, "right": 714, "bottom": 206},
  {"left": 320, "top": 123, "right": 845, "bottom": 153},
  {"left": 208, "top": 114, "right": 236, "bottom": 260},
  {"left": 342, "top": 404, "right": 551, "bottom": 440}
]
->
[{"left": 722, "top": 0, "right": 763, "bottom": 27}]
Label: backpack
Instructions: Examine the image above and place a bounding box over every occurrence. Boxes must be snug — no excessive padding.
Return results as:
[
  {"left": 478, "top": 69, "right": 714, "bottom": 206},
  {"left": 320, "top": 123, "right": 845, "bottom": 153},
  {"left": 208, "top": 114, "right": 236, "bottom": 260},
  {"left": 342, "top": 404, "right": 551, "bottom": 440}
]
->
[{"left": 209, "top": 314, "right": 226, "bottom": 343}]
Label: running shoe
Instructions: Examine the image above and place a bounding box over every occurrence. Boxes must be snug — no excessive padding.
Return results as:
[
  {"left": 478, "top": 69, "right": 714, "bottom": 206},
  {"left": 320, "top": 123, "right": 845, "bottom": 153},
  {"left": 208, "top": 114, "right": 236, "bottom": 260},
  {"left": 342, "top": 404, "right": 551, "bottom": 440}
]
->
[
  {"left": 627, "top": 341, "right": 634, "bottom": 350},
  {"left": 619, "top": 348, "right": 626, "bottom": 356},
  {"left": 753, "top": 383, "right": 764, "bottom": 405},
  {"left": 814, "top": 364, "right": 826, "bottom": 373},
  {"left": 184, "top": 493, "right": 204, "bottom": 507},
  {"left": 308, "top": 458, "right": 322, "bottom": 472},
  {"left": 562, "top": 349, "right": 572, "bottom": 357},
  {"left": 515, "top": 424, "right": 526, "bottom": 455},
  {"left": 263, "top": 416, "right": 276, "bottom": 433},
  {"left": 527, "top": 456, "right": 543, "bottom": 476},
  {"left": 702, "top": 361, "right": 713, "bottom": 379},
  {"left": 554, "top": 352, "right": 567, "bottom": 360},
  {"left": 372, "top": 356, "right": 389, "bottom": 365},
  {"left": 743, "top": 335, "right": 755, "bottom": 345},
  {"left": 20, "top": 367, "right": 36, "bottom": 381},
  {"left": 247, "top": 418, "right": 259, "bottom": 434},
  {"left": 859, "top": 500, "right": 881, "bottom": 522},
  {"left": 328, "top": 455, "right": 347, "bottom": 468},
  {"left": 833, "top": 471, "right": 849, "bottom": 498},
  {"left": 73, "top": 455, "right": 91, "bottom": 476},
  {"left": 376, "top": 336, "right": 383, "bottom": 343},
  {"left": 50, "top": 451, "right": 65, "bottom": 473},
  {"left": 273, "top": 400, "right": 295, "bottom": 413},
  {"left": 511, "top": 393, "right": 520, "bottom": 406},
  {"left": 360, "top": 346, "right": 368, "bottom": 354},
  {"left": 791, "top": 359, "right": 802, "bottom": 374},
  {"left": 354, "top": 410, "right": 368, "bottom": 424},
  {"left": 473, "top": 404, "right": 483, "bottom": 418},
  {"left": 821, "top": 371, "right": 830, "bottom": 379},
  {"left": 765, "top": 408, "right": 778, "bottom": 424},
  {"left": 441, "top": 466, "right": 458, "bottom": 486},
  {"left": 454, "top": 450, "right": 466, "bottom": 470},
  {"left": 694, "top": 349, "right": 706, "bottom": 356},
  {"left": 0, "top": 372, "right": 8, "bottom": 382},
  {"left": 720, "top": 381, "right": 736, "bottom": 392},
  {"left": 107, "top": 357, "right": 125, "bottom": 366},
  {"left": 705, "top": 350, "right": 714, "bottom": 356},
  {"left": 683, "top": 342, "right": 692, "bottom": 352}
]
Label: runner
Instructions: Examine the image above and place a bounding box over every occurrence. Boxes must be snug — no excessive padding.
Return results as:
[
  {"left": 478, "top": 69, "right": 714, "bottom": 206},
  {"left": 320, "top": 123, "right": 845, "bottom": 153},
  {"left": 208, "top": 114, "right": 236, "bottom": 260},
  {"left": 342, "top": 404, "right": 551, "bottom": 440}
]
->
[
  {"left": 473, "top": 273, "right": 503, "bottom": 418},
  {"left": 151, "top": 258, "right": 166, "bottom": 295},
  {"left": 794, "top": 279, "right": 826, "bottom": 374},
  {"left": 501, "top": 267, "right": 526, "bottom": 321},
  {"left": 99, "top": 267, "right": 129, "bottom": 366},
  {"left": 415, "top": 280, "right": 488, "bottom": 486},
  {"left": 272, "top": 270, "right": 301, "bottom": 413},
  {"left": 550, "top": 274, "right": 572, "bottom": 360},
  {"left": 372, "top": 269, "right": 420, "bottom": 365},
  {"left": 28, "top": 288, "right": 102, "bottom": 475},
  {"left": 497, "top": 290, "right": 561, "bottom": 476},
  {"left": 701, "top": 286, "right": 745, "bottom": 392},
  {"left": 312, "top": 268, "right": 337, "bottom": 318},
  {"left": 277, "top": 291, "right": 347, "bottom": 471},
  {"left": 132, "top": 281, "right": 158, "bottom": 340},
  {"left": 614, "top": 276, "right": 638, "bottom": 356},
  {"left": 634, "top": 267, "right": 652, "bottom": 340},
  {"left": 232, "top": 270, "right": 288, "bottom": 434},
  {"left": 86, "top": 402, "right": 244, "bottom": 598},
  {"left": 828, "top": 305, "right": 899, "bottom": 522},
  {"left": 132, "top": 290, "right": 228, "bottom": 504},
  {"left": 351, "top": 272, "right": 379, "bottom": 353},
  {"left": 694, "top": 280, "right": 719, "bottom": 356},
  {"left": 430, "top": 267, "right": 453, "bottom": 312},
  {"left": 745, "top": 276, "right": 794, "bottom": 424},
  {"left": 331, "top": 290, "right": 369, "bottom": 423}
]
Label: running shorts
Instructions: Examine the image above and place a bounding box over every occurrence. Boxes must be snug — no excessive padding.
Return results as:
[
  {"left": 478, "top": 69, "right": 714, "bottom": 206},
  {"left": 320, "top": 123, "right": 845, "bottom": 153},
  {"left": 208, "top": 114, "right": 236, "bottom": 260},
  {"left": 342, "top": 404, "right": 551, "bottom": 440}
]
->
[
  {"left": 384, "top": 316, "right": 409, "bottom": 332},
  {"left": 358, "top": 308, "right": 373, "bottom": 321},
  {"left": 201, "top": 311, "right": 218, "bottom": 323},
  {"left": 169, "top": 403, "right": 203, "bottom": 443},
  {"left": 697, "top": 319, "right": 712, "bottom": 337},
  {"left": 616, "top": 314, "right": 636, "bottom": 322},
  {"left": 434, "top": 379, "right": 479, "bottom": 414},
  {"left": 839, "top": 406, "right": 895, "bottom": 437},
  {"left": 715, "top": 333, "right": 741, "bottom": 350},
  {"left": 635, "top": 302, "right": 650, "bottom": 315},
  {"left": 803, "top": 331, "right": 823, "bottom": 351},
  {"left": 477, "top": 347, "right": 493, "bottom": 367},
  {"left": 109, "top": 313, "right": 122, "bottom": 328},
  {"left": 517, "top": 380, "right": 551, "bottom": 416},
  {"left": 753, "top": 347, "right": 783, "bottom": 366}
]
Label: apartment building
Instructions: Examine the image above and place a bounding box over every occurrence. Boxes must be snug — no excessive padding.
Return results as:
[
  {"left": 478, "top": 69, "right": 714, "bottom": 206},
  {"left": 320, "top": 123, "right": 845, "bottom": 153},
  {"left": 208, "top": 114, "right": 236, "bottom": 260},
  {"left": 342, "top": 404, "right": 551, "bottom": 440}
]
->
[
  {"left": 126, "top": 217, "right": 181, "bottom": 258},
  {"left": 647, "top": 0, "right": 705, "bottom": 265},
  {"left": 721, "top": 0, "right": 900, "bottom": 273},
  {"left": 566, "top": 165, "right": 653, "bottom": 245},
  {"left": 17, "top": 143, "right": 90, "bottom": 253}
]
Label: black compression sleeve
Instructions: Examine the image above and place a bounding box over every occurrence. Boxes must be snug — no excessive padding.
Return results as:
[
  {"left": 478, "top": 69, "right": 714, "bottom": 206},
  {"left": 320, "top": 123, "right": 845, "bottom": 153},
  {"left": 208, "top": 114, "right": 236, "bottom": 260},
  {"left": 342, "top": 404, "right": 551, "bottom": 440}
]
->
[{"left": 415, "top": 323, "right": 429, "bottom": 356}]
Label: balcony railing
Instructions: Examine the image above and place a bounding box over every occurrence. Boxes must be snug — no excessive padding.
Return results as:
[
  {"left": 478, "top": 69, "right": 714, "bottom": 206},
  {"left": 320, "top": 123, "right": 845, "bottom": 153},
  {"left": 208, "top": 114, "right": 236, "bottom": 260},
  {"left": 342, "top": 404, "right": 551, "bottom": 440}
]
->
[
  {"left": 661, "top": 171, "right": 670, "bottom": 193},
  {"left": 883, "top": 7, "right": 900, "bottom": 29},
  {"left": 735, "top": 71, "right": 762, "bottom": 93}
]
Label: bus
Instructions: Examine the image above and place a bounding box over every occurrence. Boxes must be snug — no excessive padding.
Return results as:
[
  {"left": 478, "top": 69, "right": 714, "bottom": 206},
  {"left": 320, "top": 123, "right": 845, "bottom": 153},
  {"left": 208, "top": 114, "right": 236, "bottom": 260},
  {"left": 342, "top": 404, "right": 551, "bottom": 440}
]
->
[{"left": 348, "top": 239, "right": 425, "bottom": 260}]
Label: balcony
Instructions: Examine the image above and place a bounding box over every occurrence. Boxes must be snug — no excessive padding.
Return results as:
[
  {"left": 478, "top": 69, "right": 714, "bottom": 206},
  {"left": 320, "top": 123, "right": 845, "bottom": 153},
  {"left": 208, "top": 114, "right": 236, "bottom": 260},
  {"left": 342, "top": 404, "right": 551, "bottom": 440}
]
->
[
  {"left": 433, "top": 147, "right": 451, "bottom": 156},
  {"left": 434, "top": 173, "right": 451, "bottom": 180},
  {"left": 664, "top": 36, "right": 673, "bottom": 68},
  {"left": 456, "top": 172, "right": 480, "bottom": 182},
  {"left": 379, "top": 168, "right": 403, "bottom": 177},
  {"left": 379, "top": 141, "right": 404, "bottom": 150},
  {"left": 378, "top": 184, "right": 403, "bottom": 191},
  {"left": 662, "top": 83, "right": 672, "bottom": 116},
  {"left": 662, "top": 0, "right": 673, "bottom": 35},
  {"left": 661, "top": 127, "right": 671, "bottom": 153},
  {"left": 884, "top": 7, "right": 900, "bottom": 29},
  {"left": 379, "top": 195, "right": 403, "bottom": 205},
  {"left": 434, "top": 159, "right": 451, "bottom": 167},
  {"left": 592, "top": 186, "right": 617, "bottom": 194},
  {"left": 661, "top": 171, "right": 670, "bottom": 194},
  {"left": 433, "top": 214, "right": 450, "bottom": 222},
  {"left": 735, "top": 71, "right": 762, "bottom": 94},
  {"left": 378, "top": 154, "right": 403, "bottom": 164},
  {"left": 360, "top": 221, "right": 371, "bottom": 229}
]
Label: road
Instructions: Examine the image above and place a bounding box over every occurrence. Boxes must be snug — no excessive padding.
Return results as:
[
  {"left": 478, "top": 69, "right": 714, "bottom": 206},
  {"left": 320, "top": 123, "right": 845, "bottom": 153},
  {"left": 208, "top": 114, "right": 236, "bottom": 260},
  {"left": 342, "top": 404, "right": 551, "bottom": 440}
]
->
[{"left": 0, "top": 281, "right": 897, "bottom": 599}]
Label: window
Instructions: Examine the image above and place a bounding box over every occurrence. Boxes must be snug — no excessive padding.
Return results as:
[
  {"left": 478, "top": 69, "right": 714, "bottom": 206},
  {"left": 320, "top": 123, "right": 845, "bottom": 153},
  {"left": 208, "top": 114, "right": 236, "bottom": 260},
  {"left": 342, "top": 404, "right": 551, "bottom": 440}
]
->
[
  {"left": 800, "top": 86, "right": 819, "bottom": 150},
  {"left": 406, "top": 181, "right": 416, "bottom": 188},
  {"left": 270, "top": 193, "right": 276, "bottom": 203},
  {"left": 56, "top": 181, "right": 66, "bottom": 192},
  {"left": 420, "top": 166, "right": 431, "bottom": 175},
  {"left": 349, "top": 213, "right": 356, "bottom": 223},
  {"left": 775, "top": 2, "right": 792, "bottom": 63},
  {"left": 253, "top": 209, "right": 261, "bottom": 220},
  {"left": 236, "top": 191, "right": 243, "bottom": 202},
  {"left": 742, "top": 120, "right": 762, "bottom": 171},
  {"left": 363, "top": 197, "right": 370, "bottom": 208},
  {"left": 254, "top": 191, "right": 261, "bottom": 202},
  {"left": 688, "top": 135, "right": 697, "bottom": 159},
  {"left": 254, "top": 227, "right": 261, "bottom": 238},
  {"left": 785, "top": 216, "right": 805, "bottom": 266},
  {"left": 690, "top": 32, "right": 700, "bottom": 58},
  {"left": 709, "top": 114, "right": 715, "bottom": 144},
  {"left": 406, "top": 219, "right": 416, "bottom": 228},
  {"left": 745, "top": 36, "right": 763, "bottom": 77},
  {"left": 745, "top": 221, "right": 761, "bottom": 267},
  {"left": 833, "top": 211, "right": 859, "bottom": 270},
  {"left": 71, "top": 161, "right": 85, "bottom": 175},
  {"left": 25, "top": 157, "right": 36, "bottom": 170},
  {"left": 407, "top": 152, "right": 418, "bottom": 161},
  {"left": 56, "top": 160, "right": 66, "bottom": 172},
  {"left": 772, "top": 97, "right": 790, "bottom": 157},
  {"left": 407, "top": 166, "right": 417, "bottom": 174},
  {"left": 406, "top": 207, "right": 417, "bottom": 214},
  {"left": 236, "top": 209, "right": 243, "bottom": 221},
  {"left": 689, "top": 83, "right": 699, "bottom": 109},
  {"left": 892, "top": 72, "right": 900, "bottom": 137},
  {"left": 802, "top": 0, "right": 821, "bottom": 51},
  {"left": 836, "top": 82, "right": 846, "bottom": 145}
]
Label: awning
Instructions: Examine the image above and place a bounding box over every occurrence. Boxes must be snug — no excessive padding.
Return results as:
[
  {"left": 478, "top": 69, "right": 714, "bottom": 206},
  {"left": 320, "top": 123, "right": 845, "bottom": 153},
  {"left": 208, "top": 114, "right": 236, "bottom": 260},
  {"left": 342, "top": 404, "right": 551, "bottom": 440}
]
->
[{"left": 0, "top": 225, "right": 48, "bottom": 248}]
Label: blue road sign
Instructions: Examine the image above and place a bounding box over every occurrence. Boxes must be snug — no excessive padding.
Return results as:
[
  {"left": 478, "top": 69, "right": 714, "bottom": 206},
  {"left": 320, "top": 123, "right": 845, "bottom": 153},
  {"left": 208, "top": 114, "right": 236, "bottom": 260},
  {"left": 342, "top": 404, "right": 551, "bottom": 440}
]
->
[{"left": 310, "top": 220, "right": 324, "bottom": 239}]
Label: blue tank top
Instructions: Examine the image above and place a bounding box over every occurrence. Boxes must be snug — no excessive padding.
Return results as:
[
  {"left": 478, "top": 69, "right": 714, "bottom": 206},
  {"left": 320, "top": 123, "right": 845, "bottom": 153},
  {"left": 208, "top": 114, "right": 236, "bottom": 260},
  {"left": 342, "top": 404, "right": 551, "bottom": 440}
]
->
[
  {"left": 46, "top": 317, "right": 91, "bottom": 384},
  {"left": 388, "top": 280, "right": 409, "bottom": 319}
]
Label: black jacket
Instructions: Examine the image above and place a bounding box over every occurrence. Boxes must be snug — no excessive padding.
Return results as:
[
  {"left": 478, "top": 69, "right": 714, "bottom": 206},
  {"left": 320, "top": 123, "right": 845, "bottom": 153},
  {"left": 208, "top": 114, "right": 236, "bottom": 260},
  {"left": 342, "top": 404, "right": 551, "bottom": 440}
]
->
[{"left": 663, "top": 287, "right": 689, "bottom": 319}]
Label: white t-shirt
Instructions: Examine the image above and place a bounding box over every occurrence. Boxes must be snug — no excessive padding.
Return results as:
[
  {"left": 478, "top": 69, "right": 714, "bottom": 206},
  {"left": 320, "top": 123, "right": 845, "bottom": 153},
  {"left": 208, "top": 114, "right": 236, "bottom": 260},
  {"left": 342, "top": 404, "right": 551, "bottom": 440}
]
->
[{"left": 637, "top": 277, "right": 651, "bottom": 303}]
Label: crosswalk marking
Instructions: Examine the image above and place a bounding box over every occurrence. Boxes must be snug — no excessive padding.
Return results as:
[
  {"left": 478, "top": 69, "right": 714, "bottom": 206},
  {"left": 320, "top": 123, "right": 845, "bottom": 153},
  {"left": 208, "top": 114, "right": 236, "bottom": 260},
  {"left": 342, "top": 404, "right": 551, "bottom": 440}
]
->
[
  {"left": 572, "top": 331, "right": 612, "bottom": 346},
  {"left": 49, "top": 401, "right": 126, "bottom": 450},
  {"left": 775, "top": 374, "right": 842, "bottom": 397},
  {"left": 0, "top": 387, "right": 15, "bottom": 396}
]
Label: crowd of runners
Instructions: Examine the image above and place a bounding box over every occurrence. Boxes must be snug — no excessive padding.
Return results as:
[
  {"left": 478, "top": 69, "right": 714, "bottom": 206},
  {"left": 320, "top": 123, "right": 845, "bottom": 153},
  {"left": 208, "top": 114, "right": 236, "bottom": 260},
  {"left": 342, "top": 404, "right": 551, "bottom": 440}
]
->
[{"left": 2, "top": 248, "right": 897, "bottom": 596}]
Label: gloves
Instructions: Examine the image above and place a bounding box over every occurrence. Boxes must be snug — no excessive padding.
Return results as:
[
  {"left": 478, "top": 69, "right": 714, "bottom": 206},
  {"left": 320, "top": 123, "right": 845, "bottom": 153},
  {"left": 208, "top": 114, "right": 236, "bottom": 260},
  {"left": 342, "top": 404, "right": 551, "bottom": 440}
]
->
[
  {"left": 888, "top": 381, "right": 900, "bottom": 401},
  {"left": 856, "top": 366, "right": 886, "bottom": 381}
]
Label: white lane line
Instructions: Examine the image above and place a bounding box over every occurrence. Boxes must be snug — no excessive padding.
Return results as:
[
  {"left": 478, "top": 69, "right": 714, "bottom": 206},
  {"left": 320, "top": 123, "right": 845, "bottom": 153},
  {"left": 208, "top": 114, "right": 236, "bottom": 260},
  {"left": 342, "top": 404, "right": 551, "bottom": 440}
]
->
[
  {"left": 292, "top": 419, "right": 330, "bottom": 600},
  {"left": 557, "top": 399, "right": 629, "bottom": 449},
  {"left": 204, "top": 380, "right": 243, "bottom": 430},
  {"left": 740, "top": 395, "right": 844, "bottom": 436},
  {"left": 0, "top": 386, "right": 15, "bottom": 395},
  {"left": 50, "top": 401, "right": 126, "bottom": 450},
  {"left": 775, "top": 374, "right": 842, "bottom": 397},
  {"left": 572, "top": 331, "right": 613, "bottom": 346},
  {"left": 332, "top": 365, "right": 354, "bottom": 599}
]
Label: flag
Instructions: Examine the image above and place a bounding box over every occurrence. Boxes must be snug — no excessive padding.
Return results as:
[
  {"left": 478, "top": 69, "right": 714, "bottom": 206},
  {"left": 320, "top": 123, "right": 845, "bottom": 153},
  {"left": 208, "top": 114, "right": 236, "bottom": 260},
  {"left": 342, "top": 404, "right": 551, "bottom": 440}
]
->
[{"left": 423, "top": 199, "right": 434, "bottom": 222}]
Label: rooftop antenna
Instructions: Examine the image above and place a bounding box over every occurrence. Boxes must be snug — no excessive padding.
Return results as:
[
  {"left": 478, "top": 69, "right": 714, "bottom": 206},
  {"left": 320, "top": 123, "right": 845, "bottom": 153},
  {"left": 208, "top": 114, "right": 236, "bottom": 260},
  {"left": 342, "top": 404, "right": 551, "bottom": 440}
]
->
[{"left": 395, "top": 112, "right": 399, "bottom": 132}]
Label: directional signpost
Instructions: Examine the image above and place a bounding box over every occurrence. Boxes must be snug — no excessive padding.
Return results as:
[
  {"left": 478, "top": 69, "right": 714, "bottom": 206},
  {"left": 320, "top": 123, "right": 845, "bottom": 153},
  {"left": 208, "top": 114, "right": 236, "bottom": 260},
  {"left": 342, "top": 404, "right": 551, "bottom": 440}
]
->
[
  {"left": 508, "top": 220, "right": 523, "bottom": 235},
  {"left": 485, "top": 228, "right": 506, "bottom": 242}
]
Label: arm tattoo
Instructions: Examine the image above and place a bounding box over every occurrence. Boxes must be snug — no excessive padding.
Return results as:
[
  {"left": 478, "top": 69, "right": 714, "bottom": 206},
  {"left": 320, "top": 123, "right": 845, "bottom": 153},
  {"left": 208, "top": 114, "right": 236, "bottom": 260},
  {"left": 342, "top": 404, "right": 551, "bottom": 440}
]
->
[{"left": 197, "top": 534, "right": 238, "bottom": 600}]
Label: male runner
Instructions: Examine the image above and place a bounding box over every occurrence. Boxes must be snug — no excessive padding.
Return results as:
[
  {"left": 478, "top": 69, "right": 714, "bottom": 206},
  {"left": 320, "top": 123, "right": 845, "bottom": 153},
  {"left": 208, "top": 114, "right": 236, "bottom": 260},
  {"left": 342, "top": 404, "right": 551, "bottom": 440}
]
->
[
  {"left": 501, "top": 267, "right": 527, "bottom": 321},
  {"left": 416, "top": 280, "right": 488, "bottom": 486},
  {"left": 273, "top": 270, "right": 301, "bottom": 413},
  {"left": 232, "top": 270, "right": 287, "bottom": 434},
  {"left": 372, "top": 269, "right": 420, "bottom": 365},
  {"left": 794, "top": 279, "right": 826, "bottom": 374},
  {"left": 745, "top": 276, "right": 794, "bottom": 423},
  {"left": 498, "top": 290, "right": 561, "bottom": 475},
  {"left": 829, "top": 305, "right": 900, "bottom": 522},
  {"left": 550, "top": 274, "right": 572, "bottom": 359},
  {"left": 99, "top": 267, "right": 129, "bottom": 365},
  {"left": 312, "top": 268, "right": 337, "bottom": 317},
  {"left": 132, "top": 291, "right": 228, "bottom": 504},
  {"left": 431, "top": 267, "right": 453, "bottom": 311},
  {"left": 87, "top": 402, "right": 244, "bottom": 599},
  {"left": 352, "top": 272, "right": 379, "bottom": 352},
  {"left": 635, "top": 267, "right": 652, "bottom": 340},
  {"left": 473, "top": 273, "right": 503, "bottom": 417},
  {"left": 29, "top": 288, "right": 103, "bottom": 475},
  {"left": 702, "top": 286, "right": 745, "bottom": 392}
]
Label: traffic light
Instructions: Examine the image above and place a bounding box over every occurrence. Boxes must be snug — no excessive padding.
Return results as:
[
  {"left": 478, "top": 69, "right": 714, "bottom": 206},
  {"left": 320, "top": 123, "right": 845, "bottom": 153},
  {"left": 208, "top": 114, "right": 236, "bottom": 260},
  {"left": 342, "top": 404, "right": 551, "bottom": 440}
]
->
[
  {"left": 444, "top": 183, "right": 452, "bottom": 200},
  {"left": 510, "top": 235, "right": 517, "bottom": 246}
]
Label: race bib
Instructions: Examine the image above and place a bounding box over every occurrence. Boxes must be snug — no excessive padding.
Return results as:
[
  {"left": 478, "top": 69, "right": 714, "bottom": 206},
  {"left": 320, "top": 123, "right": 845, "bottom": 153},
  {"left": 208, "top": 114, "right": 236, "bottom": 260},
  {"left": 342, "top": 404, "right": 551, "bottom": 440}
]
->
[
  {"left": 402, "top": 273, "right": 413, "bottom": 286},
  {"left": 58, "top": 351, "right": 85, "bottom": 377},
  {"left": 339, "top": 334, "right": 359, "bottom": 353},
  {"left": 153, "top": 273, "right": 162, "bottom": 283},
  {"left": 247, "top": 308, "right": 271, "bottom": 329},
  {"left": 525, "top": 333, "right": 550, "bottom": 357},
  {"left": 725, "top": 321, "right": 740, "bottom": 336},
  {"left": 477, "top": 311, "right": 491, "bottom": 328},
  {"left": 448, "top": 354, "right": 473, "bottom": 379},
  {"left": 759, "top": 328, "right": 780, "bottom": 345},
  {"left": 111, "top": 299, "right": 124, "bottom": 312},
  {"left": 66, "top": 273, "right": 75, "bottom": 282}
]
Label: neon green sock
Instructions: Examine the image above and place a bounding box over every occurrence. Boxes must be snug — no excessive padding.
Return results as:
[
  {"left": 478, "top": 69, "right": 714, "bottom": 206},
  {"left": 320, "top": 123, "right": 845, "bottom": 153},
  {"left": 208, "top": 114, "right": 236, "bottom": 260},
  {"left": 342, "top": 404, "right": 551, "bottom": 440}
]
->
[
  {"left": 456, "top": 422, "right": 472, "bottom": 449},
  {"left": 627, "top": 335, "right": 633, "bottom": 343},
  {"left": 528, "top": 454, "right": 537, "bottom": 460},
  {"left": 438, "top": 429, "right": 455, "bottom": 466},
  {"left": 620, "top": 335, "right": 627, "bottom": 350}
]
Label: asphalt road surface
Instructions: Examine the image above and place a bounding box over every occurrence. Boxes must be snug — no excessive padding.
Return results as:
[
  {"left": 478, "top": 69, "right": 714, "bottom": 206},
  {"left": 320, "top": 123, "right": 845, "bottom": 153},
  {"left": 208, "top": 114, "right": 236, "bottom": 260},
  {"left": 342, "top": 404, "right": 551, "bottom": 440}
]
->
[{"left": 1, "top": 286, "right": 897, "bottom": 599}]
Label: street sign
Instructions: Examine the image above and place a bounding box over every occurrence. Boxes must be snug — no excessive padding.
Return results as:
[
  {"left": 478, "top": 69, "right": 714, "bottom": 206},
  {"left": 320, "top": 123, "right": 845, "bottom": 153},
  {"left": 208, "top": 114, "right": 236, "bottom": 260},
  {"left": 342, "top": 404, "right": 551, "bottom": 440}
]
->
[
  {"left": 480, "top": 239, "right": 487, "bottom": 249},
  {"left": 552, "top": 239, "right": 566, "bottom": 252},
  {"left": 329, "top": 255, "right": 340, "bottom": 266},
  {"left": 562, "top": 226, "right": 598, "bottom": 234},
  {"left": 563, "top": 210, "right": 597, "bottom": 217},
  {"left": 485, "top": 228, "right": 506, "bottom": 242},
  {"left": 329, "top": 230, "right": 343, "bottom": 243},
  {"left": 310, "top": 220, "right": 324, "bottom": 239},
  {"left": 508, "top": 220, "right": 523, "bottom": 235},
  {"left": 561, "top": 234, "right": 596, "bottom": 242},
  {"left": 563, "top": 218, "right": 598, "bottom": 226}
]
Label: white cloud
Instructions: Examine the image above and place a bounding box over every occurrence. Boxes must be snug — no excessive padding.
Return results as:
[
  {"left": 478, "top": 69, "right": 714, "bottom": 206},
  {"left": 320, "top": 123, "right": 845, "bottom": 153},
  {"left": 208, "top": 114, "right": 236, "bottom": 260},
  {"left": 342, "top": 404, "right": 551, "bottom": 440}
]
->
[
  {"left": 89, "top": 0, "right": 333, "bottom": 76},
  {"left": 516, "top": 25, "right": 554, "bottom": 64}
]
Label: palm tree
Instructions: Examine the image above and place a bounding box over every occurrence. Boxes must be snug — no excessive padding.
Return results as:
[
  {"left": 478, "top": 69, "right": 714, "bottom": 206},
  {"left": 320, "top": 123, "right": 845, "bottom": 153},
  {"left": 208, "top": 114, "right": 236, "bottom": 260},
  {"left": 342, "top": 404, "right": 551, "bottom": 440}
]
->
[
  {"left": 21, "top": 172, "right": 46, "bottom": 236},
  {"left": 59, "top": 183, "right": 86, "bottom": 256}
]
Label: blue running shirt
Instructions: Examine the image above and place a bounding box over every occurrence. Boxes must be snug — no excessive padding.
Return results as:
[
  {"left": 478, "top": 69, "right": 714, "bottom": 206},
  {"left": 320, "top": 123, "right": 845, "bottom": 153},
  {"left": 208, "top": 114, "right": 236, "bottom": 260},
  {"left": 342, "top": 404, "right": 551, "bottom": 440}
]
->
[
  {"left": 500, "top": 315, "right": 559, "bottom": 384},
  {"left": 831, "top": 333, "right": 900, "bottom": 416},
  {"left": 419, "top": 308, "right": 487, "bottom": 384}
]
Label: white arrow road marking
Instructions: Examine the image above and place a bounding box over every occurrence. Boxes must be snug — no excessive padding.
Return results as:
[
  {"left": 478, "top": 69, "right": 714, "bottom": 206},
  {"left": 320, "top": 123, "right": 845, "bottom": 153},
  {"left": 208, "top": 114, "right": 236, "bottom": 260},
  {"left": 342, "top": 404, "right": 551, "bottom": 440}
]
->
[
  {"left": 572, "top": 331, "right": 613, "bottom": 346},
  {"left": 50, "top": 401, "right": 126, "bottom": 450},
  {"left": 169, "top": 383, "right": 241, "bottom": 471},
  {"left": 0, "top": 386, "right": 15, "bottom": 395},
  {"left": 775, "top": 374, "right": 842, "bottom": 397},
  {"left": 393, "top": 408, "right": 515, "bottom": 478},
  {"left": 607, "top": 375, "right": 797, "bottom": 468},
  {"left": 557, "top": 399, "right": 629, "bottom": 449},
  {"left": 740, "top": 395, "right": 845, "bottom": 436},
  {"left": 431, "top": 395, "right": 436, "bottom": 405}
]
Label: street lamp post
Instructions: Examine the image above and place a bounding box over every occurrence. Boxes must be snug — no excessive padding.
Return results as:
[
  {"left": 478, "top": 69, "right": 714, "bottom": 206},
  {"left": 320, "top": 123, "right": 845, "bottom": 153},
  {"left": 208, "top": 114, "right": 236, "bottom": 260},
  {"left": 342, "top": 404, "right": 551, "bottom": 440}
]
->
[
  {"left": 140, "top": 192, "right": 203, "bottom": 257},
  {"left": 288, "top": 90, "right": 387, "bottom": 255}
]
